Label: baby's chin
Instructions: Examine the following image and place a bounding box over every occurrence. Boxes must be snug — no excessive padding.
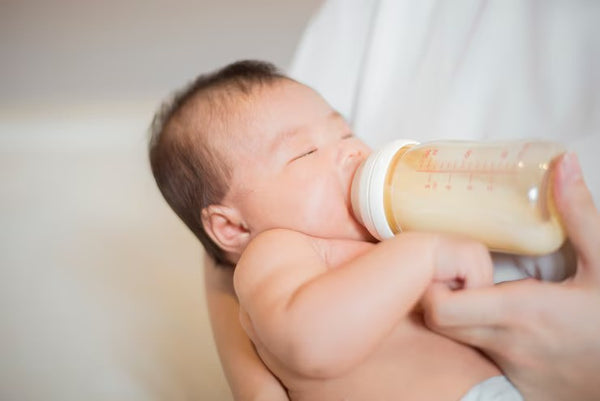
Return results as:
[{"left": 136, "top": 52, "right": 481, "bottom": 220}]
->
[
  {"left": 300, "top": 206, "right": 375, "bottom": 242},
  {"left": 303, "top": 220, "right": 372, "bottom": 242},
  {"left": 330, "top": 217, "right": 377, "bottom": 243},
  {"left": 350, "top": 221, "right": 378, "bottom": 243},
  {"left": 346, "top": 208, "right": 377, "bottom": 242}
]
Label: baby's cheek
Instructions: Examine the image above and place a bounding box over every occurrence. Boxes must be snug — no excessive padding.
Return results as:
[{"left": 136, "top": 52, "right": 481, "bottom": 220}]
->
[{"left": 301, "top": 178, "right": 346, "bottom": 231}]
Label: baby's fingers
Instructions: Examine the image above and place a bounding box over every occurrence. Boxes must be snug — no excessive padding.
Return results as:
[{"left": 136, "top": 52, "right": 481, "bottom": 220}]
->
[
  {"left": 462, "top": 244, "right": 495, "bottom": 289},
  {"left": 433, "top": 237, "right": 494, "bottom": 289}
]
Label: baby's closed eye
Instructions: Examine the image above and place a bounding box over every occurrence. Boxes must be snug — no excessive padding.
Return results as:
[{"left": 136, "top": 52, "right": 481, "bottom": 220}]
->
[{"left": 289, "top": 148, "right": 318, "bottom": 163}]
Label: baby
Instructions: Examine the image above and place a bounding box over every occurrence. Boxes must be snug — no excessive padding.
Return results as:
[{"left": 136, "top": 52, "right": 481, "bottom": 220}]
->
[{"left": 149, "top": 60, "right": 524, "bottom": 400}]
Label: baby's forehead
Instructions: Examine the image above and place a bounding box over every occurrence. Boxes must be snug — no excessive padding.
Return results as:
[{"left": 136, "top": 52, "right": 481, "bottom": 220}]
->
[
  {"left": 210, "top": 86, "right": 280, "bottom": 141},
  {"left": 206, "top": 79, "right": 330, "bottom": 159}
]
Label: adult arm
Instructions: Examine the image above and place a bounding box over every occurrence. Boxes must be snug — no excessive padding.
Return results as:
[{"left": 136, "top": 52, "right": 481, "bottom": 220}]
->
[
  {"left": 423, "top": 153, "right": 600, "bottom": 401},
  {"left": 204, "top": 254, "right": 289, "bottom": 401}
]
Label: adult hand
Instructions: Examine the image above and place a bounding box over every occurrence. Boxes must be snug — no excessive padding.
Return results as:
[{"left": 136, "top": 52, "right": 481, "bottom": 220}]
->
[{"left": 423, "top": 153, "right": 600, "bottom": 401}]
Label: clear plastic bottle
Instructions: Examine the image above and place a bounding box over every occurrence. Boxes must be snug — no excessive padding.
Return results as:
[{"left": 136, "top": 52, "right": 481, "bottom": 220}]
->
[{"left": 351, "top": 139, "right": 567, "bottom": 255}]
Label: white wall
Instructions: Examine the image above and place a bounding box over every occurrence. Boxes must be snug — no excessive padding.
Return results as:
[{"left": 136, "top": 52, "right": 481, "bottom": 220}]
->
[
  {"left": 0, "top": 1, "right": 322, "bottom": 400},
  {"left": 1, "top": 0, "right": 321, "bottom": 149}
]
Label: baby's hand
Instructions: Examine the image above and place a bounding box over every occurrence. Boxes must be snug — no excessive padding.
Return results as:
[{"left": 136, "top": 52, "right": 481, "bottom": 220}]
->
[{"left": 430, "top": 235, "right": 494, "bottom": 290}]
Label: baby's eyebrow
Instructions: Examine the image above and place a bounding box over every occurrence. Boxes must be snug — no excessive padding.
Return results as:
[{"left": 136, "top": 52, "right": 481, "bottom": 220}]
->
[
  {"left": 270, "top": 126, "right": 303, "bottom": 153},
  {"left": 270, "top": 111, "right": 344, "bottom": 152},
  {"left": 328, "top": 110, "right": 345, "bottom": 122},
  {"left": 328, "top": 110, "right": 350, "bottom": 129}
]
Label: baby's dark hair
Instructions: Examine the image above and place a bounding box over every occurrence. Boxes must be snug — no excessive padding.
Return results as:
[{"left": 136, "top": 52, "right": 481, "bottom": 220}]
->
[{"left": 148, "top": 60, "right": 288, "bottom": 266}]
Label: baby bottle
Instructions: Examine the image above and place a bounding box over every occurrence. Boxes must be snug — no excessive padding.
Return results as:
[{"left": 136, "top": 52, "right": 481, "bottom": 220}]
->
[{"left": 351, "top": 139, "right": 567, "bottom": 255}]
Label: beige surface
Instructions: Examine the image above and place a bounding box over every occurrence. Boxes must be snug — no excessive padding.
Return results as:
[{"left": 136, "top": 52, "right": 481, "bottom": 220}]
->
[
  {"left": 2, "top": 146, "right": 226, "bottom": 400},
  {"left": 0, "top": 1, "right": 321, "bottom": 399}
]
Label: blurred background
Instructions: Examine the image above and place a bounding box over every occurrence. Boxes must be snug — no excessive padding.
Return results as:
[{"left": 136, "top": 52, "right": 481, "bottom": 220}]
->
[{"left": 0, "top": 1, "right": 322, "bottom": 399}]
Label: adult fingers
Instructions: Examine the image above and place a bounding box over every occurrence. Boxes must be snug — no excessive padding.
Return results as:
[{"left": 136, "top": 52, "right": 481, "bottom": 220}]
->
[
  {"left": 423, "top": 278, "right": 556, "bottom": 349},
  {"left": 553, "top": 152, "right": 600, "bottom": 278},
  {"left": 422, "top": 282, "right": 511, "bottom": 349}
]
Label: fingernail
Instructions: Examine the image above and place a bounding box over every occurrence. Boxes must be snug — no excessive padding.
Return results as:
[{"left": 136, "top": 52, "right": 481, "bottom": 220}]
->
[{"left": 559, "top": 152, "right": 582, "bottom": 185}]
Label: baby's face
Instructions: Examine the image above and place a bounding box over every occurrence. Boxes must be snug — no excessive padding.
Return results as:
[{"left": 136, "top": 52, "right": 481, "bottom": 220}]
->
[{"left": 222, "top": 80, "right": 373, "bottom": 243}]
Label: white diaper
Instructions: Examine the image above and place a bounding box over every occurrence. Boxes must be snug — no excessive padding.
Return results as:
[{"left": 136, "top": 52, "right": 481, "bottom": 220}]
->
[{"left": 460, "top": 376, "right": 523, "bottom": 401}]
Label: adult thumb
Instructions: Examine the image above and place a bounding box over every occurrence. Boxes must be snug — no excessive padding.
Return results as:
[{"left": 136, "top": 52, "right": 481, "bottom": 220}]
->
[{"left": 553, "top": 152, "right": 600, "bottom": 279}]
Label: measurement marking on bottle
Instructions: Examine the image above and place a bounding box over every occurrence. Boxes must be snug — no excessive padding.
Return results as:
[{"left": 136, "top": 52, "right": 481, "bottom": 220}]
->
[
  {"left": 417, "top": 153, "right": 522, "bottom": 192},
  {"left": 425, "top": 180, "right": 439, "bottom": 190},
  {"left": 424, "top": 174, "right": 432, "bottom": 189},
  {"left": 416, "top": 169, "right": 517, "bottom": 174},
  {"left": 487, "top": 174, "right": 494, "bottom": 191}
]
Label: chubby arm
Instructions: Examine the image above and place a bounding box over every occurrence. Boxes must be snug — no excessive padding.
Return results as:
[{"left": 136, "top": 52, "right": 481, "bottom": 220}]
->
[
  {"left": 204, "top": 254, "right": 289, "bottom": 401},
  {"left": 233, "top": 229, "right": 492, "bottom": 379}
]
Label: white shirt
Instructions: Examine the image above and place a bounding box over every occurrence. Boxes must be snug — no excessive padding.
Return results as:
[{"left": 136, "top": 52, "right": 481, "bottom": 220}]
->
[{"left": 289, "top": 0, "right": 600, "bottom": 203}]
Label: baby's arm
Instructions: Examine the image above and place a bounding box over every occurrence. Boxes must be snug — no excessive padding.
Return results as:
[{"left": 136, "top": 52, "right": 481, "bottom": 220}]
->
[
  {"left": 234, "top": 229, "right": 493, "bottom": 379},
  {"left": 204, "top": 254, "right": 289, "bottom": 401}
]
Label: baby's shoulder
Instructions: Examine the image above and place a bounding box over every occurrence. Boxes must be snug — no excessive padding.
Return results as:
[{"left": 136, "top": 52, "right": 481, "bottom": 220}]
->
[
  {"left": 246, "top": 228, "right": 318, "bottom": 255},
  {"left": 236, "top": 229, "right": 321, "bottom": 272},
  {"left": 234, "top": 229, "right": 326, "bottom": 295}
]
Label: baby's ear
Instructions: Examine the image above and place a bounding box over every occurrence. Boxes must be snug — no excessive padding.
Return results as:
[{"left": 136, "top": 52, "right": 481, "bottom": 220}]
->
[{"left": 201, "top": 205, "right": 250, "bottom": 257}]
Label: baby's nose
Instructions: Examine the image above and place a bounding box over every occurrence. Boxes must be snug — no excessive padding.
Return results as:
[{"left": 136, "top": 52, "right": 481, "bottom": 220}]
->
[
  {"left": 337, "top": 146, "right": 366, "bottom": 202},
  {"left": 337, "top": 145, "right": 364, "bottom": 166},
  {"left": 337, "top": 147, "right": 366, "bottom": 186}
]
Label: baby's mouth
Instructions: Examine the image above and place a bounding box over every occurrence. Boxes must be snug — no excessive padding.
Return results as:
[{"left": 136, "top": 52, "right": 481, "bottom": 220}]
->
[{"left": 347, "top": 160, "right": 364, "bottom": 215}]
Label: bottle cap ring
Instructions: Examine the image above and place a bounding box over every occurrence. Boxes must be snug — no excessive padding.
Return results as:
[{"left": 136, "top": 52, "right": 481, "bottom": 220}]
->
[{"left": 351, "top": 139, "right": 418, "bottom": 240}]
